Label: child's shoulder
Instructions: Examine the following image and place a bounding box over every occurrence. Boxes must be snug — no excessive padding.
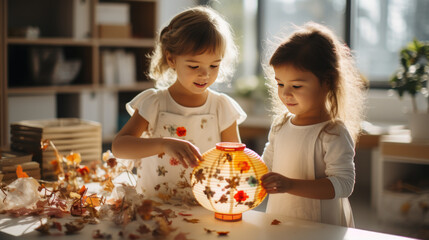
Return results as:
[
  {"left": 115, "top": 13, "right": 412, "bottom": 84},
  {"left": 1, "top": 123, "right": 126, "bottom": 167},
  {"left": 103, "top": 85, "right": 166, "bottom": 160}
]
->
[
  {"left": 133, "top": 88, "right": 166, "bottom": 101},
  {"left": 127, "top": 88, "right": 165, "bottom": 110},
  {"left": 326, "top": 120, "right": 348, "bottom": 133},
  {"left": 207, "top": 89, "right": 235, "bottom": 105},
  {"left": 322, "top": 120, "right": 354, "bottom": 143}
]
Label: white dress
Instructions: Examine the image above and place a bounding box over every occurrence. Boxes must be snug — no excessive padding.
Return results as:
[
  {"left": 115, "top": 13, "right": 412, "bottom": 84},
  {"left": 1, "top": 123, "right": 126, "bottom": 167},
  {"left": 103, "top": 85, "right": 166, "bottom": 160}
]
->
[
  {"left": 262, "top": 117, "right": 355, "bottom": 227},
  {"left": 126, "top": 88, "right": 246, "bottom": 203}
]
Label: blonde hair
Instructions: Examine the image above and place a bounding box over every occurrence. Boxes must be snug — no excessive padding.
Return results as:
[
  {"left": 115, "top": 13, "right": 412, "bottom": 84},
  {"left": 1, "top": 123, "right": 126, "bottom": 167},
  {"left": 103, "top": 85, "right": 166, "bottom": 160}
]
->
[
  {"left": 148, "top": 6, "right": 238, "bottom": 89},
  {"left": 264, "top": 22, "right": 366, "bottom": 143}
]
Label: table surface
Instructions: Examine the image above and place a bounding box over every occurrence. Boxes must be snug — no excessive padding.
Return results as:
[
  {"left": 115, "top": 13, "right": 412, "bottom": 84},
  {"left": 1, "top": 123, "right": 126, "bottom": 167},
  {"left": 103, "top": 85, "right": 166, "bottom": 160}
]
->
[{"left": 0, "top": 204, "right": 417, "bottom": 240}]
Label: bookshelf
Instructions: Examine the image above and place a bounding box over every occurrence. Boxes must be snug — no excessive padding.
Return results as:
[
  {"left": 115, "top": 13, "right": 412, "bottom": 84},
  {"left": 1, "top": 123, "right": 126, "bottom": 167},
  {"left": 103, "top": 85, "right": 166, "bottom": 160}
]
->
[{"left": 0, "top": 0, "right": 158, "bottom": 148}]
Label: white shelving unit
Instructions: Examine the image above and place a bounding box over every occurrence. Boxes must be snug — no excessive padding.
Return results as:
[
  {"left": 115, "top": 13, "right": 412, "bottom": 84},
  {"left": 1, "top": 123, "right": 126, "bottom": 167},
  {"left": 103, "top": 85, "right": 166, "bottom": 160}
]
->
[{"left": 375, "top": 134, "right": 429, "bottom": 224}]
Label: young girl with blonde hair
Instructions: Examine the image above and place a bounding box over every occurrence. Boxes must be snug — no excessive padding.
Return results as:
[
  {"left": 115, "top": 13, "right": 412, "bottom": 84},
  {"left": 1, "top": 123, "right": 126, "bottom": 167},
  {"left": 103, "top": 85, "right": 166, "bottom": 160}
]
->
[
  {"left": 260, "top": 22, "right": 366, "bottom": 227},
  {"left": 112, "top": 6, "right": 246, "bottom": 204}
]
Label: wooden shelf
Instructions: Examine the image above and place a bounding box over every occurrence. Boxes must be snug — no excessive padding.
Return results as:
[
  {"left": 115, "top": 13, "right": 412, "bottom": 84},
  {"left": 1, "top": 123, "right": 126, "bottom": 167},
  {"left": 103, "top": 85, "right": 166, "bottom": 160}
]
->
[
  {"left": 97, "top": 38, "right": 155, "bottom": 47},
  {"left": 7, "top": 85, "right": 98, "bottom": 94},
  {"left": 8, "top": 82, "right": 155, "bottom": 95},
  {"left": 7, "top": 37, "right": 94, "bottom": 46},
  {"left": 8, "top": 37, "right": 156, "bottom": 48}
]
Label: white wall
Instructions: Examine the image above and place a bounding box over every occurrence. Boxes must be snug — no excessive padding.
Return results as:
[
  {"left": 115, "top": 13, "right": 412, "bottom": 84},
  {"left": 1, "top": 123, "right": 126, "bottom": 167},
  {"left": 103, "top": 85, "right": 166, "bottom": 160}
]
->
[
  {"left": 157, "top": 0, "right": 197, "bottom": 29},
  {"left": 365, "top": 89, "right": 428, "bottom": 125}
]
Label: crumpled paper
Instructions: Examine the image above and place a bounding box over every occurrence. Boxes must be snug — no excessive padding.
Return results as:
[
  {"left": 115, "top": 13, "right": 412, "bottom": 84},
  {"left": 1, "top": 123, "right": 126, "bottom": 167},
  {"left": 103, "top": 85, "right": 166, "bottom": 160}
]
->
[{"left": 0, "top": 177, "right": 41, "bottom": 211}]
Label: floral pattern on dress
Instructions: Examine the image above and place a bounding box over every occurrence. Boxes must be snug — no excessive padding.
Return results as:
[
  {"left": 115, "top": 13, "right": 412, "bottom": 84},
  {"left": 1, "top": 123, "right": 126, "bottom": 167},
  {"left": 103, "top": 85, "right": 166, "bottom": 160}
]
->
[
  {"left": 176, "top": 127, "right": 186, "bottom": 137},
  {"left": 157, "top": 166, "right": 168, "bottom": 176},
  {"left": 169, "top": 158, "right": 180, "bottom": 166},
  {"left": 200, "top": 119, "right": 207, "bottom": 129},
  {"left": 163, "top": 125, "right": 187, "bottom": 137}
]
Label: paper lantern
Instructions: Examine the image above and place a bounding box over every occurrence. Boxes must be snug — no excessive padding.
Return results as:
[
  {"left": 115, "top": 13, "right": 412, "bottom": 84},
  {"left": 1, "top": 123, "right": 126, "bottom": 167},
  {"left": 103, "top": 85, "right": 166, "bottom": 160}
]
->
[{"left": 191, "top": 142, "right": 268, "bottom": 221}]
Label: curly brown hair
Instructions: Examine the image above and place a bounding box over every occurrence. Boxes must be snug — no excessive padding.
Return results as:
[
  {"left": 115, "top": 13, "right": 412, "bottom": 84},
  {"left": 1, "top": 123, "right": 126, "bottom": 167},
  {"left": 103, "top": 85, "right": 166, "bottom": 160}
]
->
[{"left": 264, "top": 22, "right": 366, "bottom": 142}]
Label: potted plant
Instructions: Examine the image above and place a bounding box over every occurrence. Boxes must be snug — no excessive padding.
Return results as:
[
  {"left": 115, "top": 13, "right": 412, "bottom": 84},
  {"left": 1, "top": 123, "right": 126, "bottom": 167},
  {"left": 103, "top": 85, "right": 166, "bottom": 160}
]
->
[{"left": 390, "top": 39, "right": 429, "bottom": 140}]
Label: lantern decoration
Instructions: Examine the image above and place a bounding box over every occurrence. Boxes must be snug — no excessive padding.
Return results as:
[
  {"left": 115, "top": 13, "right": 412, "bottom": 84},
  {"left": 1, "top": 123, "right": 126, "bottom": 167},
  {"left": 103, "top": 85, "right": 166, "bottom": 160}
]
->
[{"left": 191, "top": 142, "right": 268, "bottom": 221}]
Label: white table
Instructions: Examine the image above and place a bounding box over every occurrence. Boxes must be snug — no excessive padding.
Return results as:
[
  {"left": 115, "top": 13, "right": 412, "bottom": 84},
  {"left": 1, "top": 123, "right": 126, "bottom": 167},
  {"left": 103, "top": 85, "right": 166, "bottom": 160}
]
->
[{"left": 0, "top": 204, "right": 417, "bottom": 240}]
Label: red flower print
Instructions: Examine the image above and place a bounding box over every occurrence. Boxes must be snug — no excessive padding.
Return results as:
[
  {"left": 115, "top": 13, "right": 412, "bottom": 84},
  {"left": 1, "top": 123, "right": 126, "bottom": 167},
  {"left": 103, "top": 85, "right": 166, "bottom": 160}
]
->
[
  {"left": 170, "top": 158, "right": 180, "bottom": 166},
  {"left": 234, "top": 190, "right": 249, "bottom": 203},
  {"left": 237, "top": 161, "right": 251, "bottom": 173},
  {"left": 176, "top": 127, "right": 187, "bottom": 137}
]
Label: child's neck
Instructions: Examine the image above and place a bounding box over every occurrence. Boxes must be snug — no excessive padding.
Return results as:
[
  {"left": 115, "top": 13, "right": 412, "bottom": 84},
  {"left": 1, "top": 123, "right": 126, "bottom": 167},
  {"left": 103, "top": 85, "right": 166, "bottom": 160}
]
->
[
  {"left": 291, "top": 111, "right": 331, "bottom": 126},
  {"left": 168, "top": 83, "right": 208, "bottom": 107}
]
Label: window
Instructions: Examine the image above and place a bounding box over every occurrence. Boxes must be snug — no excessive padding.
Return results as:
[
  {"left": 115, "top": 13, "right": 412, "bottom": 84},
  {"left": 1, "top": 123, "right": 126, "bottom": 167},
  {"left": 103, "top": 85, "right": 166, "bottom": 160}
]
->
[
  {"left": 352, "top": 0, "right": 429, "bottom": 86},
  {"left": 261, "top": 0, "right": 346, "bottom": 46},
  {"left": 209, "top": 0, "right": 429, "bottom": 88},
  {"left": 211, "top": 0, "right": 259, "bottom": 95}
]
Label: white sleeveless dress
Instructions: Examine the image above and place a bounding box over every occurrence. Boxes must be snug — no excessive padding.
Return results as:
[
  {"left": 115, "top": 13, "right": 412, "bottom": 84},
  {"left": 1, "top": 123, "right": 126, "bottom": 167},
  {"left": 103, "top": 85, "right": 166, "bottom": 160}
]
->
[
  {"left": 263, "top": 117, "right": 355, "bottom": 227},
  {"left": 126, "top": 88, "right": 246, "bottom": 203}
]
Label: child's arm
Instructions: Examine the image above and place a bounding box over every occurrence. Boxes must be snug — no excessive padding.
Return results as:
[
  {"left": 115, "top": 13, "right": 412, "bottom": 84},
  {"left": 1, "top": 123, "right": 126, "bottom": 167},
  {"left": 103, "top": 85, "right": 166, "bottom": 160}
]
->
[
  {"left": 112, "top": 110, "right": 202, "bottom": 168},
  {"left": 220, "top": 121, "right": 241, "bottom": 142},
  {"left": 261, "top": 172, "right": 335, "bottom": 199}
]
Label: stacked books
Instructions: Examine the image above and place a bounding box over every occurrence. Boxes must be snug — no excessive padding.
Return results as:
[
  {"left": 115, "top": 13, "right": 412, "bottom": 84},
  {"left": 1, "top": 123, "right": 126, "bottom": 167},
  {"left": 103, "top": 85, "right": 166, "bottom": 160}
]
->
[
  {"left": 0, "top": 150, "right": 40, "bottom": 184},
  {"left": 10, "top": 118, "right": 102, "bottom": 180}
]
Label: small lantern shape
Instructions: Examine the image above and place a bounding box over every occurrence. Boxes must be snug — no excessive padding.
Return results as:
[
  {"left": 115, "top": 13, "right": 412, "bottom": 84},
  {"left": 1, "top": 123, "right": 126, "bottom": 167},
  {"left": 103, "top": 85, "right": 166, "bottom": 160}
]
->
[{"left": 191, "top": 142, "right": 268, "bottom": 221}]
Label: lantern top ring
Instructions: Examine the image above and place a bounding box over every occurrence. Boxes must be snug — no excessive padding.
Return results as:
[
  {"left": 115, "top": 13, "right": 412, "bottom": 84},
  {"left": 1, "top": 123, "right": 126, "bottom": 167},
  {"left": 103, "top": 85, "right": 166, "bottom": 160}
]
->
[{"left": 215, "top": 142, "right": 246, "bottom": 151}]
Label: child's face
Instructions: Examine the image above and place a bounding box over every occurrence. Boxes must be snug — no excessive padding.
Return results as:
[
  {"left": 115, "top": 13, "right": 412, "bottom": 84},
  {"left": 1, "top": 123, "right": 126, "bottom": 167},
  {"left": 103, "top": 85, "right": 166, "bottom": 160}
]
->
[
  {"left": 167, "top": 51, "right": 222, "bottom": 95},
  {"left": 274, "top": 64, "right": 328, "bottom": 124}
]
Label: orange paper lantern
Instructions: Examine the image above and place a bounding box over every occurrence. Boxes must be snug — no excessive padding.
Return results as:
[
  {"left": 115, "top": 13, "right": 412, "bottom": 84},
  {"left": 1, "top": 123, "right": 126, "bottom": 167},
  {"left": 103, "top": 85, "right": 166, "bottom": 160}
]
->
[{"left": 191, "top": 142, "right": 268, "bottom": 221}]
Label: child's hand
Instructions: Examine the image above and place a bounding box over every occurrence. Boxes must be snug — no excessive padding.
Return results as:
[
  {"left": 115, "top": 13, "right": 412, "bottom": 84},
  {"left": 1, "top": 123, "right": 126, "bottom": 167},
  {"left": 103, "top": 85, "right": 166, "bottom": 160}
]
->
[
  {"left": 261, "top": 172, "right": 292, "bottom": 194},
  {"left": 161, "top": 137, "right": 202, "bottom": 168}
]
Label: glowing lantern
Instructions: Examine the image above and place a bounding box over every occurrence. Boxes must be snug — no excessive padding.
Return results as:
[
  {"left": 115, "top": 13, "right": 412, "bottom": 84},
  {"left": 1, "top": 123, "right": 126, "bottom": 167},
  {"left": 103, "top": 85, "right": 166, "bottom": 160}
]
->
[{"left": 191, "top": 142, "right": 268, "bottom": 221}]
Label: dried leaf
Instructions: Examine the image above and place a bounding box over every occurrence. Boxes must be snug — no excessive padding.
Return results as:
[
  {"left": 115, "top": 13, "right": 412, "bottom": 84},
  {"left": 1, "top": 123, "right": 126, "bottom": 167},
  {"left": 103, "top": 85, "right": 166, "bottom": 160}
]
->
[
  {"left": 78, "top": 185, "right": 87, "bottom": 195},
  {"left": 178, "top": 212, "right": 192, "bottom": 216},
  {"left": 204, "top": 228, "right": 216, "bottom": 233},
  {"left": 16, "top": 165, "right": 29, "bottom": 178},
  {"left": 153, "top": 216, "right": 173, "bottom": 236},
  {"left": 64, "top": 221, "right": 84, "bottom": 234},
  {"left": 107, "top": 158, "right": 117, "bottom": 168},
  {"left": 70, "top": 192, "right": 81, "bottom": 199},
  {"left": 66, "top": 152, "right": 81, "bottom": 165},
  {"left": 35, "top": 220, "right": 50, "bottom": 235},
  {"left": 137, "top": 224, "right": 151, "bottom": 234},
  {"left": 157, "top": 192, "right": 171, "bottom": 202},
  {"left": 52, "top": 221, "right": 62, "bottom": 231},
  {"left": 183, "top": 218, "right": 199, "bottom": 223},
  {"left": 101, "top": 178, "right": 115, "bottom": 193},
  {"left": 271, "top": 219, "right": 281, "bottom": 225},
  {"left": 84, "top": 195, "right": 101, "bottom": 207},
  {"left": 41, "top": 139, "right": 50, "bottom": 150},
  {"left": 45, "top": 207, "right": 66, "bottom": 218},
  {"left": 77, "top": 166, "right": 90, "bottom": 176},
  {"left": 137, "top": 200, "right": 153, "bottom": 220},
  {"left": 217, "top": 231, "right": 230, "bottom": 236}
]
